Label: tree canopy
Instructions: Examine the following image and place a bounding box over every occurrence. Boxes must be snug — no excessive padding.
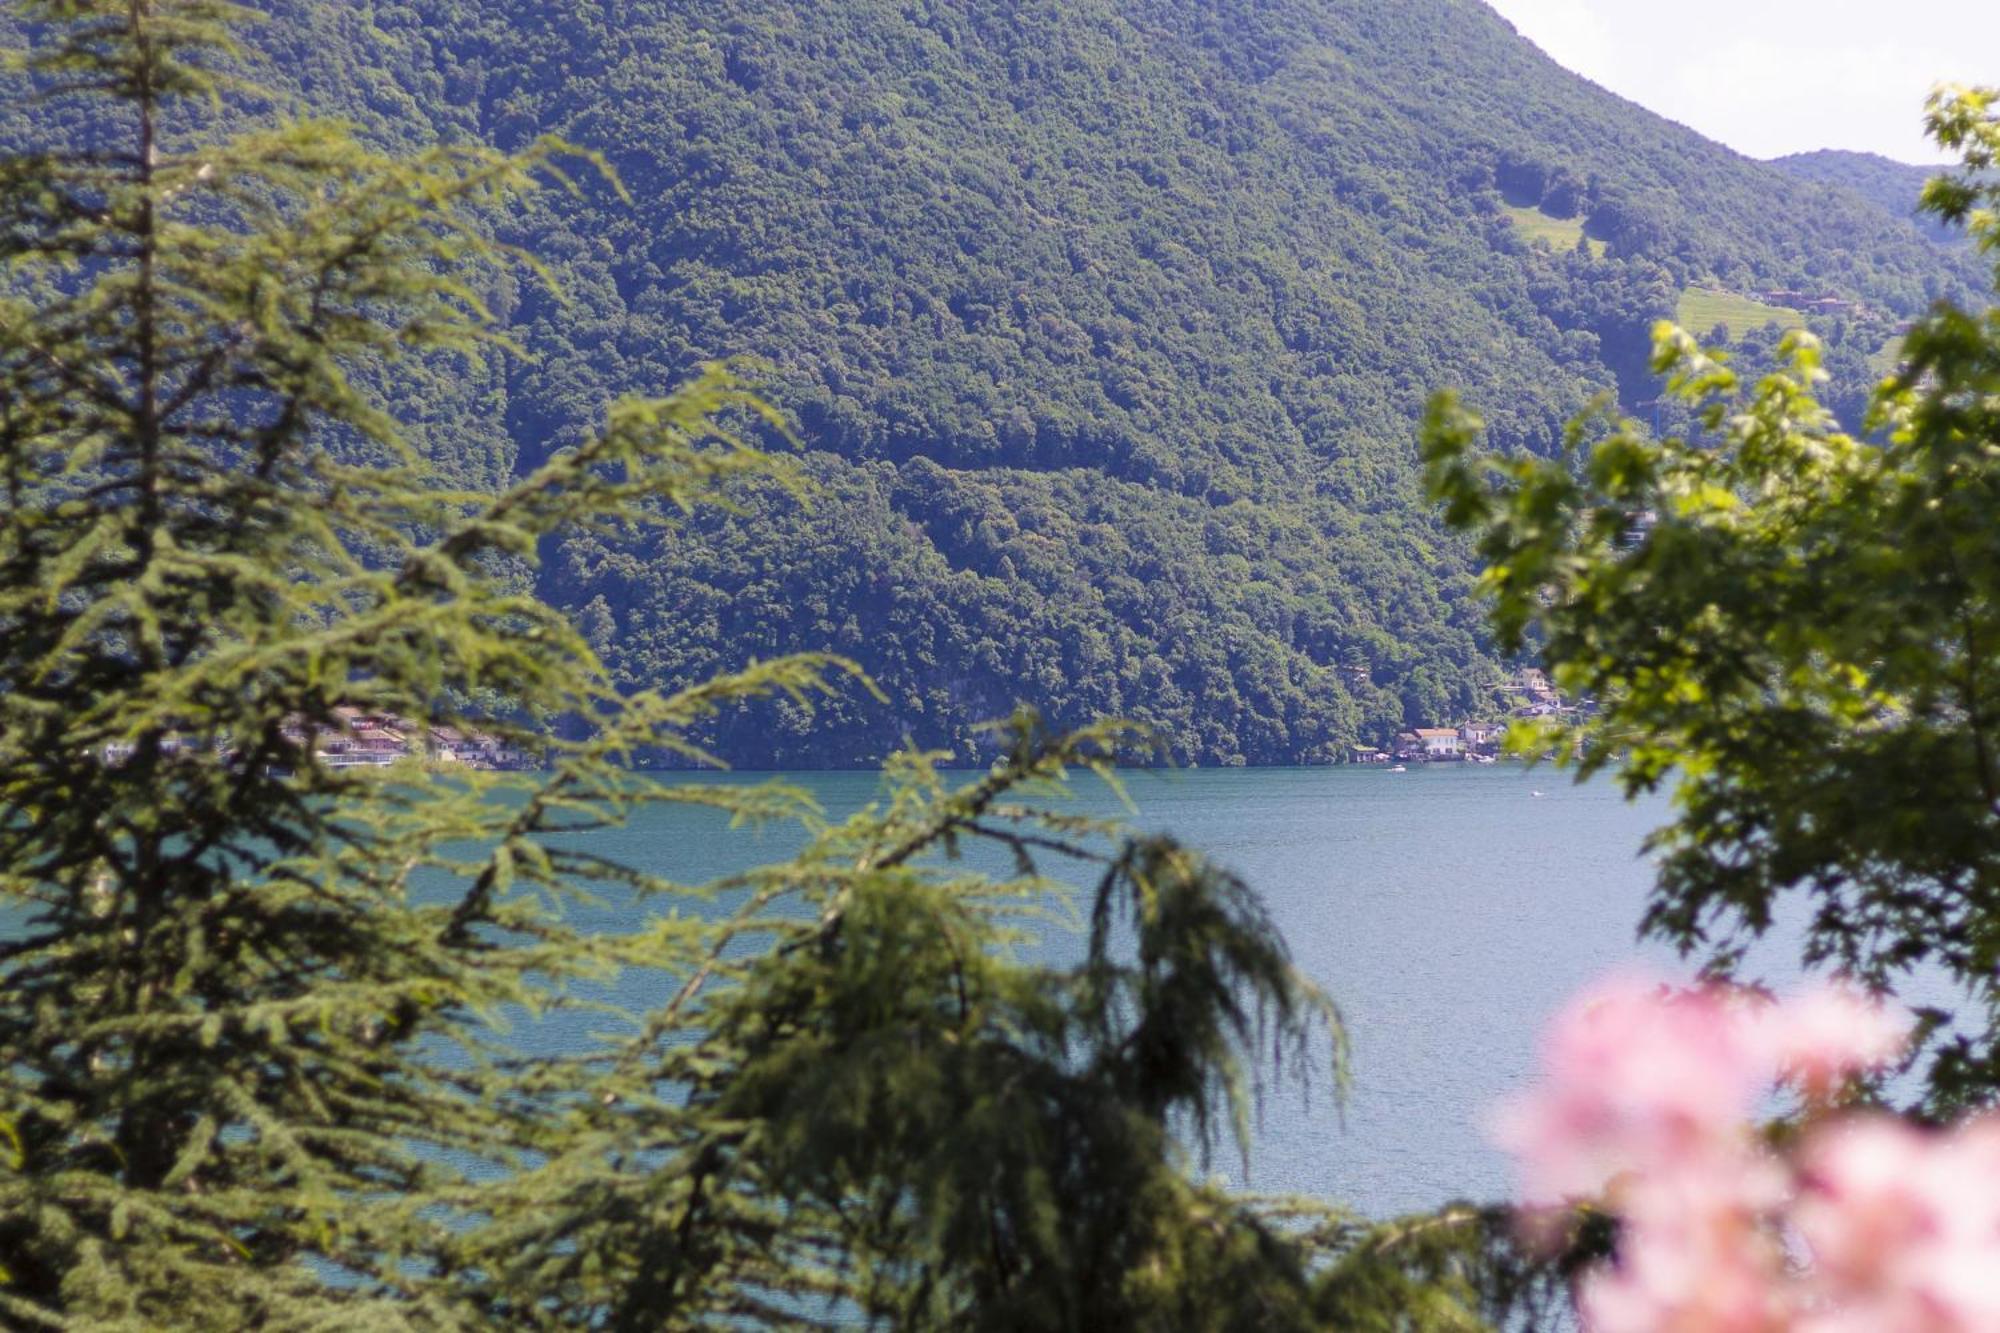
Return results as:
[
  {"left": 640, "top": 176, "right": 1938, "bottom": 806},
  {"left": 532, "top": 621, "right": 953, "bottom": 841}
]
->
[
  {"left": 0, "top": 3, "right": 1554, "bottom": 1327},
  {"left": 1426, "top": 87, "right": 2000, "bottom": 1119}
]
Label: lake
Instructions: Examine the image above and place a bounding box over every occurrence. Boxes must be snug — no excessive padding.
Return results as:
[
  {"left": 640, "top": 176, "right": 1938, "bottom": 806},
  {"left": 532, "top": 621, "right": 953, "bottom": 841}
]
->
[
  {"left": 5, "top": 759, "right": 1859, "bottom": 1222},
  {"left": 565, "top": 761, "right": 1685, "bottom": 1220}
]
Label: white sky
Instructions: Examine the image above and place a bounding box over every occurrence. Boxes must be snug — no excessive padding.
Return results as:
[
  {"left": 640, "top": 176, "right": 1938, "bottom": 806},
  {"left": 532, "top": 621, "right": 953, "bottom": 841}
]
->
[{"left": 1482, "top": 0, "right": 2000, "bottom": 163}]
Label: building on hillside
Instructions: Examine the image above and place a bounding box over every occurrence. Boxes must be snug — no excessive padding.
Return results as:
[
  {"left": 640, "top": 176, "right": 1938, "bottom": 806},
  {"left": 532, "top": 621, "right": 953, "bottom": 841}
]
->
[
  {"left": 1507, "top": 667, "right": 1559, "bottom": 708},
  {"left": 429, "top": 726, "right": 535, "bottom": 771},
  {"left": 1411, "top": 727, "right": 1463, "bottom": 759},
  {"left": 314, "top": 711, "right": 423, "bottom": 768},
  {"left": 1460, "top": 721, "right": 1504, "bottom": 752},
  {"left": 1616, "top": 508, "right": 1658, "bottom": 551},
  {"left": 1753, "top": 289, "right": 1863, "bottom": 319},
  {"left": 319, "top": 720, "right": 408, "bottom": 767}
]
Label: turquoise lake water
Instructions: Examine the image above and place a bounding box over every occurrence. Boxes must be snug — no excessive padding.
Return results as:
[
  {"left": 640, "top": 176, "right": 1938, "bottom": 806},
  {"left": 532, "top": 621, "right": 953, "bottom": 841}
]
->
[
  {"left": 557, "top": 762, "right": 1691, "bottom": 1220},
  {"left": 9, "top": 760, "right": 1890, "bottom": 1222}
]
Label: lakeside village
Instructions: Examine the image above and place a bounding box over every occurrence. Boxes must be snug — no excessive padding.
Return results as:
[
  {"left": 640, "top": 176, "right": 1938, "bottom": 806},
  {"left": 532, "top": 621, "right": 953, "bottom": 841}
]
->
[
  {"left": 98, "top": 708, "right": 536, "bottom": 772},
  {"left": 1356, "top": 668, "right": 1584, "bottom": 766},
  {"left": 302, "top": 710, "right": 537, "bottom": 770}
]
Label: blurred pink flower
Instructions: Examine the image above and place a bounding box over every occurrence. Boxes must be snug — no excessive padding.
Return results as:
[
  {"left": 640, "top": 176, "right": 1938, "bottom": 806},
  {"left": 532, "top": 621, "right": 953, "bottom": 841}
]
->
[
  {"left": 1582, "top": 1161, "right": 1796, "bottom": 1333},
  {"left": 1489, "top": 974, "right": 2000, "bottom": 1332},
  {"left": 1756, "top": 989, "right": 1910, "bottom": 1099},
  {"left": 1794, "top": 1114, "right": 2000, "bottom": 1332},
  {"left": 1491, "top": 974, "right": 1765, "bottom": 1203}
]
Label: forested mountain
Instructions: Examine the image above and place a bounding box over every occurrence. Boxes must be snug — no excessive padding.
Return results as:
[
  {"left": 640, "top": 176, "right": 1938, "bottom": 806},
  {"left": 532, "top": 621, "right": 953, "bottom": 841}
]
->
[
  {"left": 1770, "top": 149, "right": 1956, "bottom": 238},
  {"left": 73, "top": 0, "right": 1973, "bottom": 766}
]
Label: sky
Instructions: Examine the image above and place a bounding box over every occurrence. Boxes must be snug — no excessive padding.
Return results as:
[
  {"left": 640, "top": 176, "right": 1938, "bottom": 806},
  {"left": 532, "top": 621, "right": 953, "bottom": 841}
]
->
[{"left": 1483, "top": 0, "right": 2000, "bottom": 164}]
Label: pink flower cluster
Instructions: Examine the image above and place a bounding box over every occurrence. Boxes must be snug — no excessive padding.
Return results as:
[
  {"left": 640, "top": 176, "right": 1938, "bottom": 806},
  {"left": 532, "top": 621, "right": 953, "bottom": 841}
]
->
[{"left": 1493, "top": 974, "right": 2000, "bottom": 1331}]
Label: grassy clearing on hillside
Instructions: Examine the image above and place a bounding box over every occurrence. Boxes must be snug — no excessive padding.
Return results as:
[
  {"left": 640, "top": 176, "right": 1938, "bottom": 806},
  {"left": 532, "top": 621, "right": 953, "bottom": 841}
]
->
[
  {"left": 1678, "top": 288, "right": 1806, "bottom": 338},
  {"left": 1869, "top": 334, "right": 1908, "bottom": 378},
  {"left": 1501, "top": 203, "right": 1605, "bottom": 257}
]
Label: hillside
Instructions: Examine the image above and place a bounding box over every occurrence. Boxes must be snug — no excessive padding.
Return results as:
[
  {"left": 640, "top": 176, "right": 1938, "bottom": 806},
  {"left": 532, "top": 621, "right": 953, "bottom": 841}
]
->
[
  {"left": 1770, "top": 149, "right": 1957, "bottom": 240},
  {"left": 41, "top": 0, "right": 1975, "bottom": 765}
]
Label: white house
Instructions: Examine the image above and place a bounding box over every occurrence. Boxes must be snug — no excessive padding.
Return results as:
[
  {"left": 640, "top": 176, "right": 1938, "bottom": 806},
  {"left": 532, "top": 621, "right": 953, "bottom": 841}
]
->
[
  {"left": 1460, "top": 721, "right": 1504, "bottom": 751},
  {"left": 1412, "top": 727, "right": 1463, "bottom": 759}
]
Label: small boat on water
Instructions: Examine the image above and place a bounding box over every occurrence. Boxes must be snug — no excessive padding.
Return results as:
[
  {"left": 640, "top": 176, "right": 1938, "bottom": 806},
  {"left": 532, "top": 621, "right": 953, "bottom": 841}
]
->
[{"left": 1387, "top": 764, "right": 1408, "bottom": 773}]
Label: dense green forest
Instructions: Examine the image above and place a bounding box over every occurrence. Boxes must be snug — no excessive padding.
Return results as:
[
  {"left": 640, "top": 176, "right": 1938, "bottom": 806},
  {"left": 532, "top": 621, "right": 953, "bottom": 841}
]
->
[
  {"left": 43, "top": 0, "right": 1966, "bottom": 766},
  {"left": 6, "top": 6, "right": 1546, "bottom": 1321},
  {"left": 1770, "top": 148, "right": 1961, "bottom": 239}
]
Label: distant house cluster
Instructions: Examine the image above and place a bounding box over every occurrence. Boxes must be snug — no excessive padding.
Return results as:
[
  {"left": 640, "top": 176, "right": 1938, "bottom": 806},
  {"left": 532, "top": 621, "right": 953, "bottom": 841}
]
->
[
  {"left": 1381, "top": 724, "right": 1500, "bottom": 764},
  {"left": 1755, "top": 289, "right": 1866, "bottom": 319},
  {"left": 1499, "top": 667, "right": 1572, "bottom": 717},
  {"left": 300, "top": 709, "right": 534, "bottom": 771},
  {"left": 1358, "top": 669, "right": 1588, "bottom": 765},
  {"left": 97, "top": 710, "right": 537, "bottom": 772}
]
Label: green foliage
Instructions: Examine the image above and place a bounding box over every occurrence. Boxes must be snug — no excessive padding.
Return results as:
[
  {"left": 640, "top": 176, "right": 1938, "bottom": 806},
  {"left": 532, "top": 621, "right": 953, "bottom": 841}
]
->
[
  {"left": 0, "top": 3, "right": 823, "bottom": 1322},
  {"left": 9, "top": 0, "right": 1953, "bottom": 767},
  {"left": 1424, "top": 87, "right": 2000, "bottom": 1118},
  {"left": 1771, "top": 148, "right": 1964, "bottom": 243},
  {"left": 0, "top": 3, "right": 1557, "bottom": 1327},
  {"left": 445, "top": 723, "right": 1344, "bottom": 1330}
]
